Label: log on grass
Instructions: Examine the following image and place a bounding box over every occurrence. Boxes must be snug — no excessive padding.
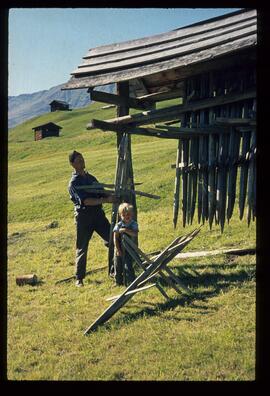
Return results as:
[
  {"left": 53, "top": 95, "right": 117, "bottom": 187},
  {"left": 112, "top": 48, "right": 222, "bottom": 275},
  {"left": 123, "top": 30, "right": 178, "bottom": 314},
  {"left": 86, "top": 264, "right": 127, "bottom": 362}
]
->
[{"left": 16, "top": 274, "right": 38, "bottom": 286}]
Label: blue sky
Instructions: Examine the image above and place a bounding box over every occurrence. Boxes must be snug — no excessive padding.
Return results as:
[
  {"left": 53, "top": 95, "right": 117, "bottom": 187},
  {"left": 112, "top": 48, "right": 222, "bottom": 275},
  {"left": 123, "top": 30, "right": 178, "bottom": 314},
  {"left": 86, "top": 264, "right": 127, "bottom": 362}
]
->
[{"left": 9, "top": 7, "right": 242, "bottom": 96}]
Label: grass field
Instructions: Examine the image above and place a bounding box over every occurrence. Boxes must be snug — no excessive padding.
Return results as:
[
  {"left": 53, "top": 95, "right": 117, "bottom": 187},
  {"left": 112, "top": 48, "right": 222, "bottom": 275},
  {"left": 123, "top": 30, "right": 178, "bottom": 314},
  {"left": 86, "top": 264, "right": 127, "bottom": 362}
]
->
[{"left": 7, "top": 102, "right": 256, "bottom": 381}]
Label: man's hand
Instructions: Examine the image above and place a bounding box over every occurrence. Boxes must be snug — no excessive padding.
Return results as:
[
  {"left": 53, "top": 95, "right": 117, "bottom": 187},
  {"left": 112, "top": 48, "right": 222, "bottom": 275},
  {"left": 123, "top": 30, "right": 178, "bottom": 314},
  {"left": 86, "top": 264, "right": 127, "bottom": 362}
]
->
[
  {"left": 119, "top": 228, "right": 126, "bottom": 234},
  {"left": 104, "top": 194, "right": 119, "bottom": 204},
  {"left": 116, "top": 248, "right": 122, "bottom": 257}
]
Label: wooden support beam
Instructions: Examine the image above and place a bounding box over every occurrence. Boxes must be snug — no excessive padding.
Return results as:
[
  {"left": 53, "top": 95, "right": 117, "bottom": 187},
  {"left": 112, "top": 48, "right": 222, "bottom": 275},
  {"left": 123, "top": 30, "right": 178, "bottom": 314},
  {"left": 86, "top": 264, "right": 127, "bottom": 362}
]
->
[
  {"left": 136, "top": 88, "right": 185, "bottom": 103},
  {"left": 89, "top": 89, "right": 255, "bottom": 128},
  {"left": 90, "top": 89, "right": 151, "bottom": 110},
  {"left": 88, "top": 119, "right": 230, "bottom": 140},
  {"left": 105, "top": 283, "right": 157, "bottom": 301},
  {"left": 214, "top": 117, "right": 256, "bottom": 126},
  {"left": 55, "top": 266, "right": 107, "bottom": 284},
  {"left": 155, "top": 124, "right": 229, "bottom": 134}
]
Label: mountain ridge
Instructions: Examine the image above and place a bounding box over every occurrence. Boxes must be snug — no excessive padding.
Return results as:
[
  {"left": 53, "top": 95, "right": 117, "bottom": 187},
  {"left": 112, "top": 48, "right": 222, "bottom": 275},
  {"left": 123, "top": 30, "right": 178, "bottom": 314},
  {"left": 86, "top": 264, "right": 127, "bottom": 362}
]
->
[{"left": 8, "top": 83, "right": 115, "bottom": 128}]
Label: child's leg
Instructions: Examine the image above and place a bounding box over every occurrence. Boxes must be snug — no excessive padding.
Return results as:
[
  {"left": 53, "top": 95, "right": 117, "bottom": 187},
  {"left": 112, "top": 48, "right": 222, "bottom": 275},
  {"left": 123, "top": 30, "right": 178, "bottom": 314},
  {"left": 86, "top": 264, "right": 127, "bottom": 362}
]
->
[
  {"left": 124, "top": 253, "right": 136, "bottom": 286},
  {"left": 114, "top": 255, "right": 124, "bottom": 285}
]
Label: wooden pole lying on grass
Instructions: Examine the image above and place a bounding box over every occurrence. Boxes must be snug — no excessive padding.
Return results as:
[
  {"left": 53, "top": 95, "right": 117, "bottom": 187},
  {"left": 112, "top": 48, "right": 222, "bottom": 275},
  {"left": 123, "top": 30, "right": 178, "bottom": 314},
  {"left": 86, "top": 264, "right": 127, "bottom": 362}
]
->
[{"left": 55, "top": 267, "right": 107, "bottom": 285}]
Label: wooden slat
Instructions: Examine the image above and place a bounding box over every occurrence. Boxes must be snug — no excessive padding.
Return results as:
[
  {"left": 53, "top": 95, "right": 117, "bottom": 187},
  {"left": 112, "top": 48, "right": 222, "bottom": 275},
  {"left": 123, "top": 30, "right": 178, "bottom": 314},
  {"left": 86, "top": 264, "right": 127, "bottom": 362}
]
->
[
  {"left": 72, "top": 26, "right": 256, "bottom": 75},
  {"left": 105, "top": 283, "right": 157, "bottom": 301},
  {"left": 182, "top": 139, "right": 189, "bottom": 227},
  {"left": 88, "top": 119, "right": 230, "bottom": 140},
  {"left": 214, "top": 117, "right": 256, "bottom": 126},
  {"left": 122, "top": 236, "right": 170, "bottom": 300},
  {"left": 208, "top": 133, "right": 217, "bottom": 229},
  {"left": 136, "top": 88, "right": 185, "bottom": 103},
  {"left": 190, "top": 136, "right": 199, "bottom": 225},
  {"left": 93, "top": 89, "right": 256, "bottom": 128},
  {"left": 239, "top": 131, "right": 251, "bottom": 220},
  {"left": 247, "top": 130, "right": 256, "bottom": 225},
  {"left": 173, "top": 139, "right": 182, "bottom": 229},
  {"left": 175, "top": 247, "right": 256, "bottom": 259},
  {"left": 83, "top": 10, "right": 256, "bottom": 57},
  {"left": 79, "top": 19, "right": 256, "bottom": 68},
  {"left": 90, "top": 89, "right": 150, "bottom": 110},
  {"left": 227, "top": 128, "right": 241, "bottom": 221},
  {"left": 216, "top": 133, "right": 229, "bottom": 232}
]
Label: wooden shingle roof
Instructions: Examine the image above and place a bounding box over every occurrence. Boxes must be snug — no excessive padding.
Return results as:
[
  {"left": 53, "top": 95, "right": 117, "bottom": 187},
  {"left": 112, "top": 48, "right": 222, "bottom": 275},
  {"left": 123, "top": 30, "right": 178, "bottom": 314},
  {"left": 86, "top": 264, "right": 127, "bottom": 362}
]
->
[
  {"left": 63, "top": 9, "right": 256, "bottom": 94},
  {"left": 32, "top": 122, "right": 62, "bottom": 130},
  {"left": 49, "top": 100, "right": 69, "bottom": 105}
]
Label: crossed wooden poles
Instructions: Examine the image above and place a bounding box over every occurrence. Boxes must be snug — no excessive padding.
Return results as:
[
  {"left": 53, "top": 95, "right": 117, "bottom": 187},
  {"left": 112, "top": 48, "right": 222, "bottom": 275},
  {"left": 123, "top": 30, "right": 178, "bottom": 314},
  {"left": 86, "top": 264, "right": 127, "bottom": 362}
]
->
[{"left": 84, "top": 226, "right": 201, "bottom": 334}]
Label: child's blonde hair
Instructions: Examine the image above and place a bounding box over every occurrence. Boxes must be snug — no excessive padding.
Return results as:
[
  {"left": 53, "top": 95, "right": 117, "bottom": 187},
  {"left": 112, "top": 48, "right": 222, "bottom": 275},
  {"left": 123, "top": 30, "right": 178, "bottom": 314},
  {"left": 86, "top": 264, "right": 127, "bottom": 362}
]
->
[{"left": 118, "top": 202, "right": 134, "bottom": 216}]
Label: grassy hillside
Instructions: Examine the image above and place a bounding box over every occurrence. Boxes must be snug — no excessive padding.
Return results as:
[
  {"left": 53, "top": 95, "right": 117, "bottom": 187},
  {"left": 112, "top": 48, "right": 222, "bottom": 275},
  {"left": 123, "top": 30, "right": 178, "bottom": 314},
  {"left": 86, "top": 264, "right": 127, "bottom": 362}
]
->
[{"left": 7, "top": 101, "right": 256, "bottom": 380}]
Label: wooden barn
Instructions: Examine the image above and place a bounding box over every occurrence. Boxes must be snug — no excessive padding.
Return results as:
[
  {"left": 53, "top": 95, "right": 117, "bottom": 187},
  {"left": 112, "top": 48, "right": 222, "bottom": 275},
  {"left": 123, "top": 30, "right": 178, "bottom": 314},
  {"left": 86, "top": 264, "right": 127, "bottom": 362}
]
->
[
  {"left": 60, "top": 9, "right": 257, "bottom": 330},
  {"left": 63, "top": 8, "right": 256, "bottom": 266},
  {"left": 32, "top": 122, "right": 62, "bottom": 141},
  {"left": 49, "top": 100, "right": 70, "bottom": 112}
]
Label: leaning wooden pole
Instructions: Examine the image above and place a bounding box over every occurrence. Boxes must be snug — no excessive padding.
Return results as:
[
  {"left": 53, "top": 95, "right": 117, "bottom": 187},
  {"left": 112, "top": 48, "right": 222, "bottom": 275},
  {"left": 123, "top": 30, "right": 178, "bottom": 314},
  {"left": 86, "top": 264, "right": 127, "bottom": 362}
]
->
[
  {"left": 108, "top": 134, "right": 128, "bottom": 274},
  {"left": 173, "top": 139, "right": 182, "bottom": 228},
  {"left": 181, "top": 139, "right": 189, "bottom": 227},
  {"left": 208, "top": 133, "right": 217, "bottom": 229},
  {"left": 108, "top": 82, "right": 138, "bottom": 274},
  {"left": 227, "top": 127, "right": 241, "bottom": 222},
  {"left": 247, "top": 129, "right": 256, "bottom": 225},
  {"left": 239, "top": 131, "right": 251, "bottom": 220}
]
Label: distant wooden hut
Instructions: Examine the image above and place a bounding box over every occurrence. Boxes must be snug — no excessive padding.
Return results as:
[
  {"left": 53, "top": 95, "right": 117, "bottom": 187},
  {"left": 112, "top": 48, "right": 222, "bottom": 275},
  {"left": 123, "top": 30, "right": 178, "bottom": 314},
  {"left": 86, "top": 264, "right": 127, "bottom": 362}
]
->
[
  {"left": 32, "top": 122, "right": 62, "bottom": 141},
  {"left": 49, "top": 100, "right": 70, "bottom": 112}
]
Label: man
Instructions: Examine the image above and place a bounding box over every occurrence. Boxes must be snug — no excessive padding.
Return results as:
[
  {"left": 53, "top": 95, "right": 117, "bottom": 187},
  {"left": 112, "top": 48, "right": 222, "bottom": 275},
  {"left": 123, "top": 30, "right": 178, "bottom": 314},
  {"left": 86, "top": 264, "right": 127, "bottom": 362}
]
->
[{"left": 68, "top": 150, "right": 117, "bottom": 287}]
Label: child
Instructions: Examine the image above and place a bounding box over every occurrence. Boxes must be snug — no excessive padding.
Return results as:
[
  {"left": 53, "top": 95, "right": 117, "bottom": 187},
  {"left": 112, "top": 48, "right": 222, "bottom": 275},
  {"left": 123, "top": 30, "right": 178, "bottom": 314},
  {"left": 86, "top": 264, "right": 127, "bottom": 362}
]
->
[{"left": 113, "top": 203, "right": 139, "bottom": 286}]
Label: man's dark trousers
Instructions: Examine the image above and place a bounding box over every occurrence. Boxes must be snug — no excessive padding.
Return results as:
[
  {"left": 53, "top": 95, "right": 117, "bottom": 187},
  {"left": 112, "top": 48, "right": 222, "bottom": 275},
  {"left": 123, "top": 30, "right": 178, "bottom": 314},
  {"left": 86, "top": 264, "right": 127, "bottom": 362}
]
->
[{"left": 75, "top": 207, "right": 111, "bottom": 280}]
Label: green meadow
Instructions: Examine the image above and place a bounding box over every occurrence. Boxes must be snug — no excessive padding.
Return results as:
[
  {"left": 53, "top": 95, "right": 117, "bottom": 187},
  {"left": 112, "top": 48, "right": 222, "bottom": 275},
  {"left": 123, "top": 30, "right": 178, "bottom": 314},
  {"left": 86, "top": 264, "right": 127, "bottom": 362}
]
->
[{"left": 7, "top": 101, "right": 256, "bottom": 380}]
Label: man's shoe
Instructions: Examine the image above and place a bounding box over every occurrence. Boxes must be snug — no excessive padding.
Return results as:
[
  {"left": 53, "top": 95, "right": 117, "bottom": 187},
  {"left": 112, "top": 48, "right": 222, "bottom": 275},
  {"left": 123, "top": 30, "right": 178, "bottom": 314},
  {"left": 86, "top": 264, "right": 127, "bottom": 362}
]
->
[
  {"left": 109, "top": 272, "right": 115, "bottom": 279},
  {"left": 75, "top": 279, "right": 84, "bottom": 287}
]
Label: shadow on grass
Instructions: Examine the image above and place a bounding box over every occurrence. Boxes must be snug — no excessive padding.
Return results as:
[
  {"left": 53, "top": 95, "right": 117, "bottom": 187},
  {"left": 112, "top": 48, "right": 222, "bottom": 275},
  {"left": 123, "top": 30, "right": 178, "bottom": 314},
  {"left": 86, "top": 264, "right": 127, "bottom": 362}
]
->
[{"left": 101, "top": 261, "right": 255, "bottom": 331}]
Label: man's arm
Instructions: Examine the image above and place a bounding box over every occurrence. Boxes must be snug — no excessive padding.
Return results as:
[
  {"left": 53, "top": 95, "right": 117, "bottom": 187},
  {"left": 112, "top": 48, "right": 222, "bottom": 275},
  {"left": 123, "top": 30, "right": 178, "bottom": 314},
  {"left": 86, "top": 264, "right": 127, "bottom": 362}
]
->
[{"left": 83, "top": 195, "right": 118, "bottom": 206}]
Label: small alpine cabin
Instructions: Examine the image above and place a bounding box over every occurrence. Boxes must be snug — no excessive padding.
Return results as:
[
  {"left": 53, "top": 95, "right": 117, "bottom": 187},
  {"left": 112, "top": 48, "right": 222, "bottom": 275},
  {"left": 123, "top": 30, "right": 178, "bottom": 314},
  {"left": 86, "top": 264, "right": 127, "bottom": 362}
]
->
[
  {"left": 32, "top": 122, "right": 62, "bottom": 141},
  {"left": 49, "top": 100, "right": 70, "bottom": 112}
]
